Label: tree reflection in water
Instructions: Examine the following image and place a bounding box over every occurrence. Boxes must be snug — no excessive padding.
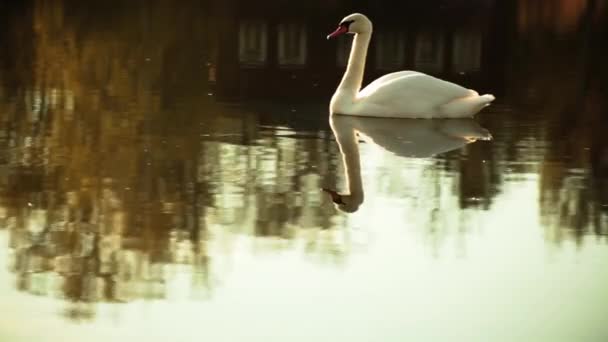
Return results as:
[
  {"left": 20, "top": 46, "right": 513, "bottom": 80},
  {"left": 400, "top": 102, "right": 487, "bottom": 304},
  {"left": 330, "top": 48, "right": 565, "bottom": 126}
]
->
[{"left": 0, "top": 0, "right": 607, "bottom": 323}]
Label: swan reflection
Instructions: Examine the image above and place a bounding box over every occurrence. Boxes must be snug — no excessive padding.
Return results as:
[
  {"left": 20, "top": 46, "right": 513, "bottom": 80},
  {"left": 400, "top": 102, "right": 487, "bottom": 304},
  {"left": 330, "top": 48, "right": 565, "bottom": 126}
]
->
[{"left": 323, "top": 115, "right": 492, "bottom": 213}]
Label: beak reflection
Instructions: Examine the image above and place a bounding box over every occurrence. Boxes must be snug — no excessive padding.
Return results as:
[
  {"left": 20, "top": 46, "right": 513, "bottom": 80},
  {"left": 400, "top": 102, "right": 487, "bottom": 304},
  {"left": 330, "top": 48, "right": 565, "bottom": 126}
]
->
[{"left": 321, "top": 188, "right": 345, "bottom": 205}]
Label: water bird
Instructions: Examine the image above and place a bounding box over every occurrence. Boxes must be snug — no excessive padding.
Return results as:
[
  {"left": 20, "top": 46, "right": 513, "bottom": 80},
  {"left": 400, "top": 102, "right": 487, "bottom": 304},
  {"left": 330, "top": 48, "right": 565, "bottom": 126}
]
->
[{"left": 327, "top": 13, "right": 495, "bottom": 118}]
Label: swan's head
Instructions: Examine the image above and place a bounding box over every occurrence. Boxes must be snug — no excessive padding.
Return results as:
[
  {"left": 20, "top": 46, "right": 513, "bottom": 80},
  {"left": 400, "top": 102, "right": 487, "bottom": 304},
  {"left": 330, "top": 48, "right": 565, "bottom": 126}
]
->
[
  {"left": 327, "top": 13, "right": 372, "bottom": 39},
  {"left": 322, "top": 188, "right": 362, "bottom": 213}
]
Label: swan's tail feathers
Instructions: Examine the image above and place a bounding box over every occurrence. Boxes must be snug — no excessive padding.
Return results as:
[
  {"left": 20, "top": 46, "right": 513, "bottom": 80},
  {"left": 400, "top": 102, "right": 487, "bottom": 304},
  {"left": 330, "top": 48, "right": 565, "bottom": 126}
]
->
[
  {"left": 439, "top": 94, "right": 496, "bottom": 118},
  {"left": 481, "top": 94, "right": 496, "bottom": 104}
]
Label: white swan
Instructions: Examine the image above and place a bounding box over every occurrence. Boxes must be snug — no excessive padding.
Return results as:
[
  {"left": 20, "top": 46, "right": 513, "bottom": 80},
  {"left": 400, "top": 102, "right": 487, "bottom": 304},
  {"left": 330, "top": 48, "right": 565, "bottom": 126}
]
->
[
  {"left": 323, "top": 115, "right": 492, "bottom": 213},
  {"left": 327, "top": 13, "right": 495, "bottom": 118}
]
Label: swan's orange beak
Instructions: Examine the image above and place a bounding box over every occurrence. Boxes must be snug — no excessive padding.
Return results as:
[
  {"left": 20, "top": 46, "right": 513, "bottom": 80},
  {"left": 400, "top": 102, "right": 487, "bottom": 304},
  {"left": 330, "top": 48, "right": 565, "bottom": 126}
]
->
[{"left": 327, "top": 25, "right": 348, "bottom": 40}]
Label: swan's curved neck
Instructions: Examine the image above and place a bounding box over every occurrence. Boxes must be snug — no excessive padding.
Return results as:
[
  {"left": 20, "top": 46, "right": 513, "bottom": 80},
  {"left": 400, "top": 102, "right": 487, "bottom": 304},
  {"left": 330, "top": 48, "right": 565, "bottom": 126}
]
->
[
  {"left": 333, "top": 124, "right": 364, "bottom": 202},
  {"left": 343, "top": 144, "right": 363, "bottom": 201},
  {"left": 338, "top": 32, "right": 371, "bottom": 94}
]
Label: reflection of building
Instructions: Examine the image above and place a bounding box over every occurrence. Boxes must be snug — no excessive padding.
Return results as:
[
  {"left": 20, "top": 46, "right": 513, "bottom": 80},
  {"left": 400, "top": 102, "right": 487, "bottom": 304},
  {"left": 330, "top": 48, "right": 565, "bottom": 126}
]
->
[
  {"left": 375, "top": 31, "right": 406, "bottom": 70},
  {"left": 277, "top": 23, "right": 307, "bottom": 67},
  {"left": 452, "top": 31, "right": 482, "bottom": 73},
  {"left": 414, "top": 31, "right": 445, "bottom": 73},
  {"left": 214, "top": 1, "right": 499, "bottom": 100},
  {"left": 238, "top": 21, "right": 268, "bottom": 67}
]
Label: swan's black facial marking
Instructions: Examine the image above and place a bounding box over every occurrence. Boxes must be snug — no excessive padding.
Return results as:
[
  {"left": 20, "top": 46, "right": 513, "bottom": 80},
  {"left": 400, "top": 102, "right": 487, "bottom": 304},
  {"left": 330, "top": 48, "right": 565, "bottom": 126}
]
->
[
  {"left": 339, "top": 20, "right": 355, "bottom": 29},
  {"left": 327, "top": 19, "right": 355, "bottom": 39},
  {"left": 332, "top": 195, "right": 346, "bottom": 205},
  {"left": 322, "top": 188, "right": 346, "bottom": 205}
]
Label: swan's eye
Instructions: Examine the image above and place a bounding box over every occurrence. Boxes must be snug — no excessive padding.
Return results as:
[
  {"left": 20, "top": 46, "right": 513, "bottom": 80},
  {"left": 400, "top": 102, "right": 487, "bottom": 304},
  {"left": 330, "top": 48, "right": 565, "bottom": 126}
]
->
[{"left": 340, "top": 20, "right": 354, "bottom": 28}]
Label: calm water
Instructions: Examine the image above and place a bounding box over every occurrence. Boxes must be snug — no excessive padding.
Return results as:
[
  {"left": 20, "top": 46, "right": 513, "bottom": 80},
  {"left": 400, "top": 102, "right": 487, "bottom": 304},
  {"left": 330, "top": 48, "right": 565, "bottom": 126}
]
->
[{"left": 1, "top": 1, "right": 608, "bottom": 341}]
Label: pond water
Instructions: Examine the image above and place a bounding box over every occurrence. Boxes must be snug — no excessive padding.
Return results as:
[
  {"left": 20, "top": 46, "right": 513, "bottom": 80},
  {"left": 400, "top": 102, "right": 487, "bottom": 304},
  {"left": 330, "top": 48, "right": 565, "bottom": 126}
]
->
[{"left": 1, "top": 1, "right": 608, "bottom": 341}]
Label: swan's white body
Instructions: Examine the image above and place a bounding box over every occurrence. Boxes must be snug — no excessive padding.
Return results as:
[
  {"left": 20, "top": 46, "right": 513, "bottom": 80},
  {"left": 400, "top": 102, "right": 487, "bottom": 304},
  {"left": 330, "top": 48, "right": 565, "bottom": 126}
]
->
[
  {"left": 325, "top": 115, "right": 491, "bottom": 212},
  {"left": 328, "top": 13, "right": 495, "bottom": 118}
]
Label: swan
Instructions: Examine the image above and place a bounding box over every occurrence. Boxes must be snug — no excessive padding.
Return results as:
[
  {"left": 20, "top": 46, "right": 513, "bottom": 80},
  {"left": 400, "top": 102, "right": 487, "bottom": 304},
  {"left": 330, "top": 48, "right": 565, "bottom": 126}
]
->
[
  {"left": 327, "top": 13, "right": 495, "bottom": 118},
  {"left": 322, "top": 115, "right": 492, "bottom": 213}
]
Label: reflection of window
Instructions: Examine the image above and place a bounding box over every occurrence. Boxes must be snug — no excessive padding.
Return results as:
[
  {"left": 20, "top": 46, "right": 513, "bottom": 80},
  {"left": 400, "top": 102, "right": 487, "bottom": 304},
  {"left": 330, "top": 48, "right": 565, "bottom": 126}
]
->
[
  {"left": 452, "top": 31, "right": 482, "bottom": 73},
  {"left": 239, "top": 21, "right": 267, "bottom": 67},
  {"left": 414, "top": 31, "right": 444, "bottom": 73},
  {"left": 278, "top": 23, "right": 307, "bottom": 67},
  {"left": 375, "top": 31, "right": 406, "bottom": 70},
  {"left": 336, "top": 35, "right": 352, "bottom": 67}
]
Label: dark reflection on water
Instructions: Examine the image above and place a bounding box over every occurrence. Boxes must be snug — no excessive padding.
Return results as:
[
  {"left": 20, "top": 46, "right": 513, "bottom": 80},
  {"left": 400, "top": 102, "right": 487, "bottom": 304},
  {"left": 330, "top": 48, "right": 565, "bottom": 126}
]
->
[{"left": 0, "top": 0, "right": 607, "bottom": 327}]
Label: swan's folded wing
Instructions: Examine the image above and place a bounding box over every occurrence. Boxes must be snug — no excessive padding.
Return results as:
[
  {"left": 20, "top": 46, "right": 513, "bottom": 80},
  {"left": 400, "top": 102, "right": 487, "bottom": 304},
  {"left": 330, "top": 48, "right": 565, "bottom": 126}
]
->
[
  {"left": 357, "top": 72, "right": 474, "bottom": 107},
  {"left": 358, "top": 71, "right": 422, "bottom": 97}
]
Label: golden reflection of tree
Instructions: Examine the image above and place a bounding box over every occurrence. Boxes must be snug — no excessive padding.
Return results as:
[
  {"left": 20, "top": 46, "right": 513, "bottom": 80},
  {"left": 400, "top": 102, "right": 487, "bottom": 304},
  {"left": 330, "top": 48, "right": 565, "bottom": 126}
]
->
[
  {"left": 458, "top": 0, "right": 608, "bottom": 245},
  {"left": 518, "top": 0, "right": 590, "bottom": 35},
  {"left": 538, "top": 86, "right": 608, "bottom": 244},
  {"left": 507, "top": 0, "right": 608, "bottom": 244},
  {"left": 0, "top": 0, "right": 345, "bottom": 321}
]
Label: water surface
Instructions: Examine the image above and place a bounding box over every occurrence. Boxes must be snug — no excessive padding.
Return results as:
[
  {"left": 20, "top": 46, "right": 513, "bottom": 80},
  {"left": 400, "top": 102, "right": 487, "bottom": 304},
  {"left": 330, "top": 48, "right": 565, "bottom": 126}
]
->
[{"left": 1, "top": 1, "right": 608, "bottom": 341}]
